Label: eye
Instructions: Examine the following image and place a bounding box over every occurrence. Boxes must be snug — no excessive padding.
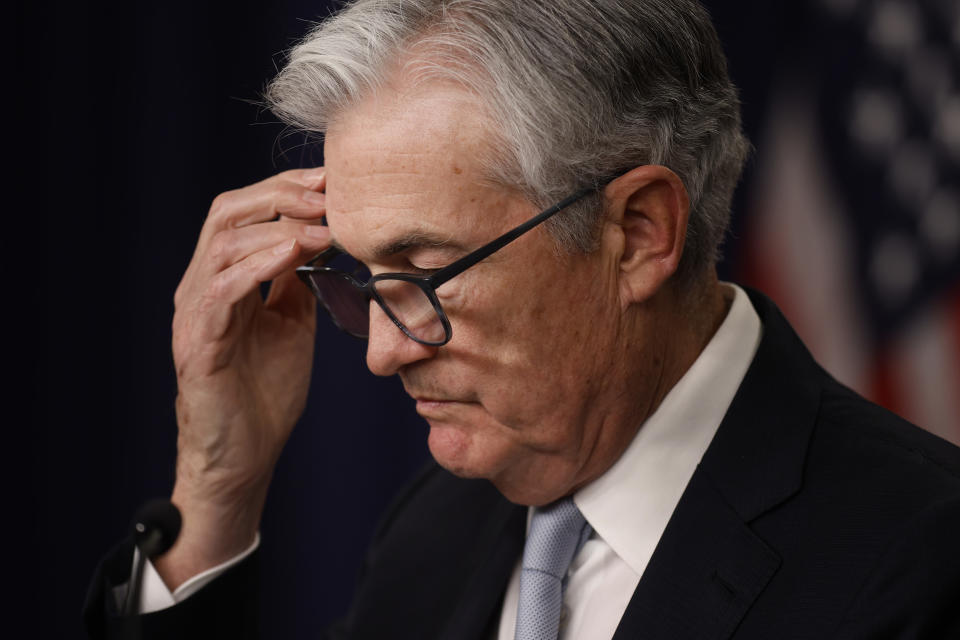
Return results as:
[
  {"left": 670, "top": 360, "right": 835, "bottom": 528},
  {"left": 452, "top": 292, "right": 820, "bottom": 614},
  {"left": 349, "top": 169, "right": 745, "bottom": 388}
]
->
[
  {"left": 405, "top": 249, "right": 459, "bottom": 275},
  {"left": 404, "top": 253, "right": 449, "bottom": 275},
  {"left": 406, "top": 263, "right": 441, "bottom": 276}
]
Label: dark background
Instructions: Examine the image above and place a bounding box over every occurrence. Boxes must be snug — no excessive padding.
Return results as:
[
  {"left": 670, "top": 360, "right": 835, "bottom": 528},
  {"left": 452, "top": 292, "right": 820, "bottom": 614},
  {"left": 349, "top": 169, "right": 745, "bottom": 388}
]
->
[{"left": 14, "top": 1, "right": 825, "bottom": 637}]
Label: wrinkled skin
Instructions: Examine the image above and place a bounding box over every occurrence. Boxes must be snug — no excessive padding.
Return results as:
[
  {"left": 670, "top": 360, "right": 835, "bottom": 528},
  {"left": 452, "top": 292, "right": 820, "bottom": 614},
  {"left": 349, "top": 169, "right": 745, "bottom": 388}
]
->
[{"left": 156, "top": 79, "right": 724, "bottom": 590}]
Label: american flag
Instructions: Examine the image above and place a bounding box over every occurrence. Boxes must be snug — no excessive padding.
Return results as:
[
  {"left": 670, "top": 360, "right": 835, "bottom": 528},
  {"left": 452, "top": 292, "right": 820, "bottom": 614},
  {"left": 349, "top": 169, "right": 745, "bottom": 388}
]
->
[{"left": 737, "top": 0, "right": 960, "bottom": 445}]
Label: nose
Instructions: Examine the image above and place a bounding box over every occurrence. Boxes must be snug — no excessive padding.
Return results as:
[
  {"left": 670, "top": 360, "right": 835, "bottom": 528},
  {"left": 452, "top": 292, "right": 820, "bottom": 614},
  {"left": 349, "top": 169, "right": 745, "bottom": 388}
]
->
[{"left": 365, "top": 301, "right": 437, "bottom": 376}]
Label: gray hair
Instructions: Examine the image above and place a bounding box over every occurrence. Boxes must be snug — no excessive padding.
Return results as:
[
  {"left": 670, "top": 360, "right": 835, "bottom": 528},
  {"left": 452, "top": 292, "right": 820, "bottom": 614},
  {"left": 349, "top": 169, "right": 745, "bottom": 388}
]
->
[{"left": 266, "top": 0, "right": 750, "bottom": 288}]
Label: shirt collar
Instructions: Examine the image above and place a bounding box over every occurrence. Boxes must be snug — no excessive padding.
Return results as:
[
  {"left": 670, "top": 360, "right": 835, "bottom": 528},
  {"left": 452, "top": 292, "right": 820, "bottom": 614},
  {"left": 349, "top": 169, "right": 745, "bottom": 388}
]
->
[{"left": 572, "top": 283, "right": 763, "bottom": 578}]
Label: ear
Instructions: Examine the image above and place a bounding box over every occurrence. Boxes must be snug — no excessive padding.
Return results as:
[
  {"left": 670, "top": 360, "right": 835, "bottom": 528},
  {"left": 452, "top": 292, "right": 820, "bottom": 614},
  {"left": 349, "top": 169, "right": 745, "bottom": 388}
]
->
[{"left": 604, "top": 165, "right": 690, "bottom": 308}]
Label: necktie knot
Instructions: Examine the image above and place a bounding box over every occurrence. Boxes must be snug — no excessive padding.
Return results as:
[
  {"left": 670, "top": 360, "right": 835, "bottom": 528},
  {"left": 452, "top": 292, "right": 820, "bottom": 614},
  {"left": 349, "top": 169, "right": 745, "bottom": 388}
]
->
[{"left": 514, "top": 497, "right": 591, "bottom": 640}]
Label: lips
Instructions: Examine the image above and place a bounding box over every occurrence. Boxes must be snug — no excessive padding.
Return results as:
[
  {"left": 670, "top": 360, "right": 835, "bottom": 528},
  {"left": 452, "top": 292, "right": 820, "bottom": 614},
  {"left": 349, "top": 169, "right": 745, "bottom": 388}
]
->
[
  {"left": 409, "top": 390, "right": 478, "bottom": 413},
  {"left": 400, "top": 365, "right": 480, "bottom": 409},
  {"left": 412, "top": 395, "right": 473, "bottom": 406},
  {"left": 402, "top": 378, "right": 468, "bottom": 404}
]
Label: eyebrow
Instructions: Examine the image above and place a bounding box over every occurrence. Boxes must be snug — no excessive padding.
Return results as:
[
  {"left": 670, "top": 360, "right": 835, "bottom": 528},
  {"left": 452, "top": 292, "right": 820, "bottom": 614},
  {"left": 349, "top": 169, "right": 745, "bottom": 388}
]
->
[{"left": 331, "top": 230, "right": 470, "bottom": 262}]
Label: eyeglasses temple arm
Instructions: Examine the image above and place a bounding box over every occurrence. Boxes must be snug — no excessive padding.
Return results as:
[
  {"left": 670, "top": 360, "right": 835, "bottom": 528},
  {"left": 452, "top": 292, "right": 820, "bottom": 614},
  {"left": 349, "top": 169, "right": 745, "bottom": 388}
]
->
[
  {"left": 427, "top": 186, "right": 596, "bottom": 288},
  {"left": 299, "top": 246, "right": 342, "bottom": 269}
]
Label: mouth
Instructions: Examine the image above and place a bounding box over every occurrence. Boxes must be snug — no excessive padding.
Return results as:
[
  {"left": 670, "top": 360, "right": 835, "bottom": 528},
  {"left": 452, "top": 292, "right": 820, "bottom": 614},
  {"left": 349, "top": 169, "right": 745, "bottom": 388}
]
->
[
  {"left": 413, "top": 395, "right": 452, "bottom": 403},
  {"left": 411, "top": 395, "right": 477, "bottom": 419},
  {"left": 401, "top": 369, "right": 479, "bottom": 416},
  {"left": 414, "top": 395, "right": 461, "bottom": 407}
]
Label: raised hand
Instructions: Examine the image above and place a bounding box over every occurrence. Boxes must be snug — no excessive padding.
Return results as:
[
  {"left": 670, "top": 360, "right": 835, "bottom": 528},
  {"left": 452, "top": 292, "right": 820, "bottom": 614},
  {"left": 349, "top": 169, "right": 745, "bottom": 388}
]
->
[{"left": 156, "top": 167, "right": 331, "bottom": 588}]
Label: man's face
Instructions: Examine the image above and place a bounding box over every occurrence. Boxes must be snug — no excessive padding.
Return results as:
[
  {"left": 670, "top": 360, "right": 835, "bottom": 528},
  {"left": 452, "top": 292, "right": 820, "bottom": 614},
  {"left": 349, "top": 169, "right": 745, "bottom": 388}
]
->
[{"left": 323, "top": 82, "right": 633, "bottom": 505}]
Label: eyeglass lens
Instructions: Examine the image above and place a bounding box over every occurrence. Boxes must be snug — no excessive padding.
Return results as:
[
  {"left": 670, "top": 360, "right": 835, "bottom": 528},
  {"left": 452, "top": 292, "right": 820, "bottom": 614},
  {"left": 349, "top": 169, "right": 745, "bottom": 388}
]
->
[
  {"left": 372, "top": 279, "right": 446, "bottom": 343},
  {"left": 311, "top": 272, "right": 370, "bottom": 337},
  {"left": 307, "top": 271, "right": 446, "bottom": 344}
]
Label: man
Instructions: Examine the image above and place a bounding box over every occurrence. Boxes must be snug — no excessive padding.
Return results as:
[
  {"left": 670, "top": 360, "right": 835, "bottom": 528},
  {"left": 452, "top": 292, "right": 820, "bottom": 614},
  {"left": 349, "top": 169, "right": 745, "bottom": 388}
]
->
[{"left": 85, "top": 1, "right": 960, "bottom": 638}]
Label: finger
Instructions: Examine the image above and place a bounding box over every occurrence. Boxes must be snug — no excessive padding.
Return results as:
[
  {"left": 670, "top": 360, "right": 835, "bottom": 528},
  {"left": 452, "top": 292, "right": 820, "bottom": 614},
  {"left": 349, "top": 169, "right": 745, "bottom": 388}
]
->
[
  {"left": 177, "top": 218, "right": 329, "bottom": 314},
  {"left": 177, "top": 169, "right": 326, "bottom": 311},
  {"left": 192, "top": 239, "right": 306, "bottom": 344},
  {"left": 201, "top": 220, "right": 331, "bottom": 278},
  {"left": 201, "top": 177, "right": 326, "bottom": 242},
  {"left": 265, "top": 268, "right": 316, "bottom": 323},
  {"left": 280, "top": 167, "right": 325, "bottom": 191}
]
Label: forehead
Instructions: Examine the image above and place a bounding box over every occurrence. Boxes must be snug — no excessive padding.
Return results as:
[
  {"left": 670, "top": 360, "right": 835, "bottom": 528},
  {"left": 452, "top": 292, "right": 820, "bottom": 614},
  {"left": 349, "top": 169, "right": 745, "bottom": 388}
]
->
[{"left": 322, "top": 83, "right": 502, "bottom": 261}]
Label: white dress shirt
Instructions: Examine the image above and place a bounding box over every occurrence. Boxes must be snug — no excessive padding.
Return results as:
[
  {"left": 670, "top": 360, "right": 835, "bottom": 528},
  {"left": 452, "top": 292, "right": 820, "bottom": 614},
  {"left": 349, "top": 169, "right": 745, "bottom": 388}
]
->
[
  {"left": 137, "top": 284, "right": 762, "bottom": 639},
  {"left": 496, "top": 283, "right": 761, "bottom": 639},
  {"left": 122, "top": 533, "right": 259, "bottom": 613}
]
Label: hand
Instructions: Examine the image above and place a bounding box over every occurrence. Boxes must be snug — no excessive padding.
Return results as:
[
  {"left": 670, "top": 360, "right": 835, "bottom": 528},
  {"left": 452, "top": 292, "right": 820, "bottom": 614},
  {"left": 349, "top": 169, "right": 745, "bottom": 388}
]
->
[{"left": 156, "top": 168, "right": 331, "bottom": 588}]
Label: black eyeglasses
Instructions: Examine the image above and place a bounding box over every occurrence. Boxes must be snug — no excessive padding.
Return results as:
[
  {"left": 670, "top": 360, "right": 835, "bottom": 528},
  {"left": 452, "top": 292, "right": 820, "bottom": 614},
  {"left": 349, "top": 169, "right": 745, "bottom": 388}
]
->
[{"left": 296, "top": 185, "right": 601, "bottom": 346}]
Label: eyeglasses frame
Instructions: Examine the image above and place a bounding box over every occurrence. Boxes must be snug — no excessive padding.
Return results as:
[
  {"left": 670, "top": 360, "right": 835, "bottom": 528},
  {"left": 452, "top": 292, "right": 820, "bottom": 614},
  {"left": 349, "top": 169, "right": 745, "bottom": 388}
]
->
[{"left": 296, "top": 183, "right": 603, "bottom": 346}]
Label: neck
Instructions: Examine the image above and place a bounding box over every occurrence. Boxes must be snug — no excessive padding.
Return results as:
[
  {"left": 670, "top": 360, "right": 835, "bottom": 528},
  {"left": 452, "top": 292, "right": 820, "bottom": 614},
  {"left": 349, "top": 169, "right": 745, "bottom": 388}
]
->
[{"left": 568, "top": 273, "right": 730, "bottom": 497}]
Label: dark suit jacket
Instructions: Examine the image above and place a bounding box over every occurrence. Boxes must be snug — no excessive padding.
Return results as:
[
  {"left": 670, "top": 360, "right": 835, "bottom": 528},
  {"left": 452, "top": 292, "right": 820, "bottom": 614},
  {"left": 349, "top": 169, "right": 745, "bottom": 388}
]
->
[{"left": 85, "top": 290, "right": 960, "bottom": 639}]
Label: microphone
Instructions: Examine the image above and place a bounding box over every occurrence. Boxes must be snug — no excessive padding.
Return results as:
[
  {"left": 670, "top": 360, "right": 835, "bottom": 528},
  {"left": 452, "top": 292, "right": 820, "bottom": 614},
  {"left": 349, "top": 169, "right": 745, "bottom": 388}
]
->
[{"left": 123, "top": 499, "right": 182, "bottom": 617}]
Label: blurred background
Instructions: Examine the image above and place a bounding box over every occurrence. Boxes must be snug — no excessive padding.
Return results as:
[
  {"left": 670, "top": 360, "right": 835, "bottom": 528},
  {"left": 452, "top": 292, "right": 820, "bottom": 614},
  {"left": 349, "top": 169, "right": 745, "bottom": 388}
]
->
[{"left": 13, "top": 0, "right": 958, "bottom": 637}]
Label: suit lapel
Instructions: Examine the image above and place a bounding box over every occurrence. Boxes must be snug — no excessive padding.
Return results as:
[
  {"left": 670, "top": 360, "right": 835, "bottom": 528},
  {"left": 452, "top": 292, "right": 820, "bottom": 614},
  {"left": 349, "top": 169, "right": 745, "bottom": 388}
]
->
[
  {"left": 614, "top": 290, "right": 822, "bottom": 639},
  {"left": 612, "top": 472, "right": 780, "bottom": 640},
  {"left": 439, "top": 498, "right": 526, "bottom": 640}
]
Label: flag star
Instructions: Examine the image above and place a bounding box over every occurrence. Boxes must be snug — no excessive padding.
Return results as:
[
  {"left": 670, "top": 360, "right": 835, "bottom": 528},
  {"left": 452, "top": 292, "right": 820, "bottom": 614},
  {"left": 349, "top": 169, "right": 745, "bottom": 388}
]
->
[
  {"left": 850, "top": 89, "right": 904, "bottom": 152},
  {"left": 869, "top": 0, "right": 923, "bottom": 55}
]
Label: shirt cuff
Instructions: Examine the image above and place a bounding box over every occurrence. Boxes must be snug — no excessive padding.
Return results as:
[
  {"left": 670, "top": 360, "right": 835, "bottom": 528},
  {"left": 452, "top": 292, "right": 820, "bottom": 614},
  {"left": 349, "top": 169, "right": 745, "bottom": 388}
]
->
[{"left": 137, "top": 533, "right": 261, "bottom": 614}]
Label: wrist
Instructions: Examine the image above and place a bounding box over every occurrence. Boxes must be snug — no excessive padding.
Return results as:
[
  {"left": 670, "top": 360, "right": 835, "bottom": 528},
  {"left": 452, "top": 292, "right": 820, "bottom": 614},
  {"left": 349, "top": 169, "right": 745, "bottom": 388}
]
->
[{"left": 152, "top": 477, "right": 268, "bottom": 591}]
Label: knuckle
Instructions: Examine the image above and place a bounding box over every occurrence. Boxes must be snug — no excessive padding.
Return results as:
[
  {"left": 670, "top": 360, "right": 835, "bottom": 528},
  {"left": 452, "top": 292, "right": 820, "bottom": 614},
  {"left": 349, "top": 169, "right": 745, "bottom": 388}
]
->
[
  {"left": 208, "top": 190, "right": 235, "bottom": 219},
  {"left": 207, "top": 272, "right": 231, "bottom": 300},
  {"left": 207, "top": 231, "right": 231, "bottom": 265},
  {"left": 267, "top": 185, "right": 291, "bottom": 216}
]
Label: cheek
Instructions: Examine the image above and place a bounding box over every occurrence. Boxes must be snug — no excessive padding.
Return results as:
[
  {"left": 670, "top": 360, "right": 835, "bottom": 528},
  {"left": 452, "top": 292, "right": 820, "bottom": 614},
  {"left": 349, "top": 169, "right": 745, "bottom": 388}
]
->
[
  {"left": 454, "top": 270, "right": 610, "bottom": 424},
  {"left": 464, "top": 256, "right": 600, "bottom": 349},
  {"left": 503, "top": 263, "right": 608, "bottom": 357}
]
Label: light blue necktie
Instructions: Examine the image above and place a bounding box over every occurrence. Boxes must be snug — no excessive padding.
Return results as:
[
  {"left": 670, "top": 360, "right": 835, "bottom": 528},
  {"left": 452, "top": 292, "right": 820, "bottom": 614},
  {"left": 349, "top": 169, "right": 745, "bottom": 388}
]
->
[{"left": 514, "top": 498, "right": 592, "bottom": 640}]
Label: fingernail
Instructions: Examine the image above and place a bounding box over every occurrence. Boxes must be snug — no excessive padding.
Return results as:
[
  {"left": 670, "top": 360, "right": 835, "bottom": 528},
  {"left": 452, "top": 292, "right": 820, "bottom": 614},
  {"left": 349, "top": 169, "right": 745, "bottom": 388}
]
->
[
  {"left": 304, "top": 225, "right": 329, "bottom": 238},
  {"left": 303, "top": 190, "right": 325, "bottom": 204},
  {"left": 274, "top": 239, "right": 297, "bottom": 255}
]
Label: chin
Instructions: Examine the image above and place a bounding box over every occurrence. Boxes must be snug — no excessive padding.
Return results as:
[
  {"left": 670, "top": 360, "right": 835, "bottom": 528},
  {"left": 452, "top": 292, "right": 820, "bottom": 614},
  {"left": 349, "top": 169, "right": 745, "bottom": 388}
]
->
[
  {"left": 425, "top": 421, "right": 566, "bottom": 506},
  {"left": 427, "top": 422, "right": 484, "bottom": 478},
  {"left": 425, "top": 419, "right": 512, "bottom": 481}
]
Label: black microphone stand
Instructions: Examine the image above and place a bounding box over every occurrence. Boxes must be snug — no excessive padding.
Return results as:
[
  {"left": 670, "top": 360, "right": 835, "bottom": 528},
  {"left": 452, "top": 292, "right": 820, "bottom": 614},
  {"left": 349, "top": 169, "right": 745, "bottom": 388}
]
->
[{"left": 123, "top": 499, "right": 182, "bottom": 639}]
